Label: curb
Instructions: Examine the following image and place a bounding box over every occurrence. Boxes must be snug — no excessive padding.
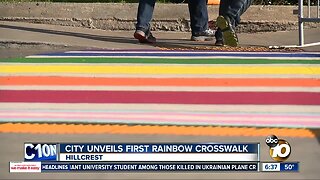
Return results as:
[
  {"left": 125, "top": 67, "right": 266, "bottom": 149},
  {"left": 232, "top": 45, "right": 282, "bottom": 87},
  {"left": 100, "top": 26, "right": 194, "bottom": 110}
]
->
[{"left": 1, "top": 3, "right": 319, "bottom": 33}]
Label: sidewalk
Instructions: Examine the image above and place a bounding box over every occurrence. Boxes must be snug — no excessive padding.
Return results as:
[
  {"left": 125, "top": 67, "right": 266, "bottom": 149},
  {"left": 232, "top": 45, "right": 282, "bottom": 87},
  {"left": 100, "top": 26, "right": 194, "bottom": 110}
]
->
[
  {"left": 0, "top": 21, "right": 319, "bottom": 59},
  {"left": 0, "top": 20, "right": 320, "bottom": 180}
]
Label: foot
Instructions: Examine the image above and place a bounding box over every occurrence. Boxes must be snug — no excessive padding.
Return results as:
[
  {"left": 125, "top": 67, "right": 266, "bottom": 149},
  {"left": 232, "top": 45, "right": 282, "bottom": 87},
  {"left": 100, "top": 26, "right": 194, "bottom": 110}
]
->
[
  {"left": 191, "top": 29, "right": 215, "bottom": 41},
  {"left": 215, "top": 39, "right": 224, "bottom": 46},
  {"left": 216, "top": 16, "right": 238, "bottom": 47},
  {"left": 134, "top": 29, "right": 156, "bottom": 43}
]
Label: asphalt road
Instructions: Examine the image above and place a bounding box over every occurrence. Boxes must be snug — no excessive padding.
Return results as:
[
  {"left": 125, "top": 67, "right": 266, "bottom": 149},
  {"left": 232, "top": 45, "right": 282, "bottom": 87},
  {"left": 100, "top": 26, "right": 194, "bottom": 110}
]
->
[{"left": 0, "top": 21, "right": 319, "bottom": 180}]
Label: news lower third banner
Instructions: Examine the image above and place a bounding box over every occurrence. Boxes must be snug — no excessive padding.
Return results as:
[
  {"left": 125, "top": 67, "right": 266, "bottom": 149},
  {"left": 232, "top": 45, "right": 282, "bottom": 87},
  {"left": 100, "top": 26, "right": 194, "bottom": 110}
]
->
[
  {"left": 24, "top": 143, "right": 259, "bottom": 162},
  {"left": 58, "top": 143, "right": 259, "bottom": 162},
  {"left": 8, "top": 142, "right": 299, "bottom": 172}
]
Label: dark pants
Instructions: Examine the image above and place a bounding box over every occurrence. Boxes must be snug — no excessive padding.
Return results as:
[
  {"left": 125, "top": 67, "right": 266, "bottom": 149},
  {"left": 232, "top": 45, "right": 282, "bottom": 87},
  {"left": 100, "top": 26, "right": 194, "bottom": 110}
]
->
[
  {"left": 136, "top": 0, "right": 209, "bottom": 36},
  {"left": 215, "top": 0, "right": 253, "bottom": 40}
]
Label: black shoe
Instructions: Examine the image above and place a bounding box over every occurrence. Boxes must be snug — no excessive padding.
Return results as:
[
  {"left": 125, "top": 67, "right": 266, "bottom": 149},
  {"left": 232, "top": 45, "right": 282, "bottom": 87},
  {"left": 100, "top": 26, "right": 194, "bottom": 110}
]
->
[
  {"left": 134, "top": 29, "right": 156, "bottom": 43},
  {"left": 216, "top": 16, "right": 238, "bottom": 47},
  {"left": 215, "top": 39, "right": 224, "bottom": 46}
]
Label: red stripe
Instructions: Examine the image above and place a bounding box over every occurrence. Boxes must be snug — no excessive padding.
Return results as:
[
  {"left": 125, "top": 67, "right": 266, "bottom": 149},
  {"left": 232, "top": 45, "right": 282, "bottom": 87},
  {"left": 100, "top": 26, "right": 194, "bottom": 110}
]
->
[{"left": 0, "top": 90, "right": 319, "bottom": 105}]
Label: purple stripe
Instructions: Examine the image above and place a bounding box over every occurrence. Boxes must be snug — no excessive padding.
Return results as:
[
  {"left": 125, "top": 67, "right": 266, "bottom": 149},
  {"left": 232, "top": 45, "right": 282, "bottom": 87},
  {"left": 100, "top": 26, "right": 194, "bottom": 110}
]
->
[
  {"left": 1, "top": 90, "right": 320, "bottom": 105},
  {"left": 35, "top": 52, "right": 320, "bottom": 58}
]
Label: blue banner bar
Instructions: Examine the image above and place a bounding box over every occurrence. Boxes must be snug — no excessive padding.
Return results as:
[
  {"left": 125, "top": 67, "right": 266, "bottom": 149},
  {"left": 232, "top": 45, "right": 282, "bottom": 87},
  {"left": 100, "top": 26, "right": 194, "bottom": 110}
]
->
[
  {"left": 280, "top": 162, "right": 299, "bottom": 172},
  {"left": 59, "top": 143, "right": 258, "bottom": 153}
]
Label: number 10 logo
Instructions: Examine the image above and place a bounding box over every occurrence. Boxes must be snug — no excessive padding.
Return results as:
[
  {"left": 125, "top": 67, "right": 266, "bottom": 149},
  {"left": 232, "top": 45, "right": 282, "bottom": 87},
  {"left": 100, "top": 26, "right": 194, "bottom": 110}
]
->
[{"left": 266, "top": 135, "right": 291, "bottom": 162}]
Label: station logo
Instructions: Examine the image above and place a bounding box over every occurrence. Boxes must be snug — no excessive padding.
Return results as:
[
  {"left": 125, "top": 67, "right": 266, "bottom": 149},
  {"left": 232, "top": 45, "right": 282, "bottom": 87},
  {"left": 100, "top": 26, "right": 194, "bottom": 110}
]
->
[
  {"left": 265, "top": 135, "right": 291, "bottom": 162},
  {"left": 24, "top": 143, "right": 57, "bottom": 161}
]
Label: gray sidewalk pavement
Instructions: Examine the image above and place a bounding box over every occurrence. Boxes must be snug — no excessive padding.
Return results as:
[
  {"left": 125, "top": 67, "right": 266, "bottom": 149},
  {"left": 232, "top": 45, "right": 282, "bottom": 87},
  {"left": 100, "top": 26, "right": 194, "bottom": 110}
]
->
[{"left": 0, "top": 21, "right": 319, "bottom": 59}]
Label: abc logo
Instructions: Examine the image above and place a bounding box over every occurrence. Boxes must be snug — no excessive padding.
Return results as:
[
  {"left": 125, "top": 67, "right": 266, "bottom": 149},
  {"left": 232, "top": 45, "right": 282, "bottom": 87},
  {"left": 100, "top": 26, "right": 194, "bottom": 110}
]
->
[
  {"left": 265, "top": 135, "right": 278, "bottom": 147},
  {"left": 265, "top": 135, "right": 291, "bottom": 162}
]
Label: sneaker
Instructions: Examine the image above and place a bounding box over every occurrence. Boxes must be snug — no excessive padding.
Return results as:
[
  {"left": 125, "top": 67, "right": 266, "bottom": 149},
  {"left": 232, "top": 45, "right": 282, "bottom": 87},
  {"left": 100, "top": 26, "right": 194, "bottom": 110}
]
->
[
  {"left": 134, "top": 29, "right": 156, "bottom": 43},
  {"left": 216, "top": 16, "right": 238, "bottom": 47},
  {"left": 215, "top": 39, "right": 224, "bottom": 46},
  {"left": 191, "top": 29, "right": 215, "bottom": 41}
]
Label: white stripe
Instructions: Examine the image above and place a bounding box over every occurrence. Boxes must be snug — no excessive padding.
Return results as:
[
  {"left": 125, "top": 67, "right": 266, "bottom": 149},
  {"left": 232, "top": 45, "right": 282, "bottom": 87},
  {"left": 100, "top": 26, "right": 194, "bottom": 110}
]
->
[
  {"left": 1, "top": 86, "right": 320, "bottom": 92},
  {"left": 25, "top": 55, "right": 320, "bottom": 60},
  {"left": 59, "top": 153, "right": 258, "bottom": 162},
  {"left": 1, "top": 103, "right": 320, "bottom": 113}
]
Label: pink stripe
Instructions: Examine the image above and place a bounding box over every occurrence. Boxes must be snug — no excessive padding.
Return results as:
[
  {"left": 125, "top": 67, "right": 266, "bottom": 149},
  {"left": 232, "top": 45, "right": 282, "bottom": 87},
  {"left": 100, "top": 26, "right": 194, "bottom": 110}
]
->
[
  {"left": 1, "top": 115, "right": 319, "bottom": 122},
  {"left": 1, "top": 115, "right": 320, "bottom": 125},
  {"left": 2, "top": 117, "right": 319, "bottom": 126},
  {"left": 0, "top": 112, "right": 320, "bottom": 119}
]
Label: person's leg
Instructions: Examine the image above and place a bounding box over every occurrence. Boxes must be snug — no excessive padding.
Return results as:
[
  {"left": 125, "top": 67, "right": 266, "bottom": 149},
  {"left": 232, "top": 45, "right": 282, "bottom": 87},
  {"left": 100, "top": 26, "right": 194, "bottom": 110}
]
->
[
  {"left": 188, "top": 0, "right": 208, "bottom": 35},
  {"left": 224, "top": 0, "right": 253, "bottom": 27},
  {"left": 215, "top": 0, "right": 231, "bottom": 45},
  {"left": 188, "top": 0, "right": 215, "bottom": 41},
  {"left": 134, "top": 0, "right": 157, "bottom": 43},
  {"left": 216, "top": 0, "right": 252, "bottom": 46}
]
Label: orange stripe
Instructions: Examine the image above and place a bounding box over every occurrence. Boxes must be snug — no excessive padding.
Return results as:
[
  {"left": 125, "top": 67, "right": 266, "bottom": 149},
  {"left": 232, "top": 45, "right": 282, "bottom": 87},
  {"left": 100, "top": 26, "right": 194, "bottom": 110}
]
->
[
  {"left": 0, "top": 123, "right": 315, "bottom": 138},
  {"left": 1, "top": 76, "right": 320, "bottom": 87}
]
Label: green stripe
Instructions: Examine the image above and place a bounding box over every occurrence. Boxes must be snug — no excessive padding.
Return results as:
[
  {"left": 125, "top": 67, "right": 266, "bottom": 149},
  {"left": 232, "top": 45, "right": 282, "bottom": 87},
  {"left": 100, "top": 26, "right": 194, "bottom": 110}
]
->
[{"left": 1, "top": 58, "right": 320, "bottom": 64}]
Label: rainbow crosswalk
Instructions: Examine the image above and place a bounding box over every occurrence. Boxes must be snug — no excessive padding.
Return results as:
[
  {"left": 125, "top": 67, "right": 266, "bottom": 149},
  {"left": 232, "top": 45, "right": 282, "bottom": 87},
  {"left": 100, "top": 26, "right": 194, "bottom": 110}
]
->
[{"left": 1, "top": 50, "right": 320, "bottom": 128}]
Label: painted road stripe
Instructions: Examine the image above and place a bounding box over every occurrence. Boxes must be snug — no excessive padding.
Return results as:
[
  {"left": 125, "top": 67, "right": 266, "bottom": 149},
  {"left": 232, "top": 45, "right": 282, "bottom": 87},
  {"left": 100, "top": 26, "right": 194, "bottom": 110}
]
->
[
  {"left": 1, "top": 50, "right": 320, "bottom": 129},
  {"left": 1, "top": 90, "right": 320, "bottom": 105},
  {"left": 63, "top": 49, "right": 320, "bottom": 53},
  {"left": 1, "top": 65, "right": 320, "bottom": 75},
  {"left": 2, "top": 111, "right": 320, "bottom": 119},
  {"left": 26, "top": 52, "right": 320, "bottom": 58},
  {"left": 2, "top": 86, "right": 320, "bottom": 92},
  {"left": 1, "top": 118, "right": 318, "bottom": 128},
  {"left": 1, "top": 77, "right": 320, "bottom": 87},
  {"left": 1, "top": 111, "right": 319, "bottom": 128},
  {"left": 0, "top": 123, "right": 315, "bottom": 138},
  {"left": 1, "top": 103, "right": 319, "bottom": 113},
  {"left": 1, "top": 110, "right": 319, "bottom": 117},
  {"left": 3, "top": 58, "right": 320, "bottom": 64},
  {"left": 25, "top": 56, "right": 320, "bottom": 60},
  {"left": 0, "top": 73, "right": 317, "bottom": 79},
  {"left": 64, "top": 50, "right": 320, "bottom": 54}
]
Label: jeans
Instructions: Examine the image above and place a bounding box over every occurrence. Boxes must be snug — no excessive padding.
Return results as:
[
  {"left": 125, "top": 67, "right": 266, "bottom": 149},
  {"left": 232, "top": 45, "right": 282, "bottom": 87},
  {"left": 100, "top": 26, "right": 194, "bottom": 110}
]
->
[
  {"left": 136, "top": 0, "right": 209, "bottom": 36},
  {"left": 215, "top": 0, "right": 253, "bottom": 40}
]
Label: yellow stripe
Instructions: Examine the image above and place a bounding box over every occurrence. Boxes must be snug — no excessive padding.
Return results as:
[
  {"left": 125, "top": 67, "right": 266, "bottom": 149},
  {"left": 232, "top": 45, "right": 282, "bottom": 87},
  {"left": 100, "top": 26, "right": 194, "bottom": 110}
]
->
[{"left": 0, "top": 65, "right": 320, "bottom": 75}]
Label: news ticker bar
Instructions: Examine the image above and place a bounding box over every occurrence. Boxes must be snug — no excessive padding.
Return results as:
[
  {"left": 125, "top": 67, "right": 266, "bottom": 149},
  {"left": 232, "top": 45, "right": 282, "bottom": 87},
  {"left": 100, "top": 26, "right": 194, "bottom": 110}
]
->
[
  {"left": 24, "top": 143, "right": 260, "bottom": 162},
  {"left": 9, "top": 162, "right": 299, "bottom": 173}
]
